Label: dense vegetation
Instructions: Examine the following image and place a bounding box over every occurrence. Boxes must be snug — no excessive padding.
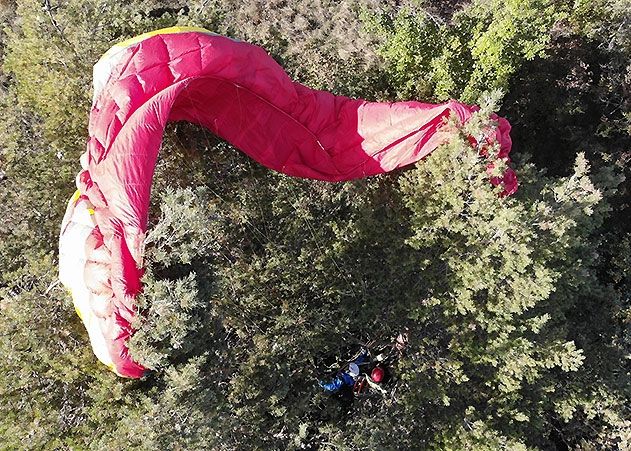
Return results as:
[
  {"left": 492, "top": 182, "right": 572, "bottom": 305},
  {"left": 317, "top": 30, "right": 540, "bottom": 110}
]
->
[{"left": 0, "top": 0, "right": 629, "bottom": 449}]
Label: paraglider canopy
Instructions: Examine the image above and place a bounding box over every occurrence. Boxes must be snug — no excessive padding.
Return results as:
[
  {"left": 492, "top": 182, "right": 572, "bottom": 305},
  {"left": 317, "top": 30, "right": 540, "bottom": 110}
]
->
[{"left": 59, "top": 26, "right": 517, "bottom": 378}]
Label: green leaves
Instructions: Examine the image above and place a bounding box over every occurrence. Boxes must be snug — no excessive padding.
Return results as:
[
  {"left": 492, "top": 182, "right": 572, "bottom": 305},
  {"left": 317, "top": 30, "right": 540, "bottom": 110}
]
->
[
  {"left": 367, "top": 0, "right": 566, "bottom": 102},
  {"left": 145, "top": 186, "right": 222, "bottom": 267},
  {"left": 1, "top": 0, "right": 629, "bottom": 449}
]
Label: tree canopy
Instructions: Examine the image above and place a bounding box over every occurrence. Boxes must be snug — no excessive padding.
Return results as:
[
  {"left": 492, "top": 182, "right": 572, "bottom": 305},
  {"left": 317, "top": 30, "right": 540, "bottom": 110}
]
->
[{"left": 0, "top": 0, "right": 629, "bottom": 449}]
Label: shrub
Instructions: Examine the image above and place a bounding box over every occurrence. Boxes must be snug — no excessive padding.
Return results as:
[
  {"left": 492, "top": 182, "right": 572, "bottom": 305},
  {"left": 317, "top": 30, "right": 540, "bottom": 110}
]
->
[{"left": 1, "top": 0, "right": 629, "bottom": 449}]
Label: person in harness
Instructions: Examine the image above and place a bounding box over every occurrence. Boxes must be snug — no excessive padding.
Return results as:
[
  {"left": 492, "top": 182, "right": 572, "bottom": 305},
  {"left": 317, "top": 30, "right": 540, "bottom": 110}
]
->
[
  {"left": 318, "top": 331, "right": 408, "bottom": 395},
  {"left": 319, "top": 349, "right": 368, "bottom": 393}
]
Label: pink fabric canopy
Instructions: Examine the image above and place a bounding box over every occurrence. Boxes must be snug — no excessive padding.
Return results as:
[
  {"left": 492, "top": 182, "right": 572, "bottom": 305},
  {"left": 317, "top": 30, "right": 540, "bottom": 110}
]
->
[{"left": 59, "top": 28, "right": 516, "bottom": 378}]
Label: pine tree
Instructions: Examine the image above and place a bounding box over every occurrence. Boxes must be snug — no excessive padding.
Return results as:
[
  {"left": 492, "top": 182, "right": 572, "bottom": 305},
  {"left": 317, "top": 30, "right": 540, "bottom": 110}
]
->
[{"left": 1, "top": 0, "right": 629, "bottom": 449}]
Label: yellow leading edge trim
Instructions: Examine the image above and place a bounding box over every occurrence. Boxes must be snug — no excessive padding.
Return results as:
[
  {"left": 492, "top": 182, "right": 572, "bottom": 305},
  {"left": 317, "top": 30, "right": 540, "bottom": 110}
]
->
[
  {"left": 74, "top": 304, "right": 83, "bottom": 321},
  {"left": 98, "top": 26, "right": 213, "bottom": 63},
  {"left": 72, "top": 189, "right": 94, "bottom": 214}
]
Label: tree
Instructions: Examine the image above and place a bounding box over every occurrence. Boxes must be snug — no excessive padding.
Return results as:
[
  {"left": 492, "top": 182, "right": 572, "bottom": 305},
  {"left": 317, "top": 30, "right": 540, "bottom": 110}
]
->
[{"left": 1, "top": 0, "right": 629, "bottom": 449}]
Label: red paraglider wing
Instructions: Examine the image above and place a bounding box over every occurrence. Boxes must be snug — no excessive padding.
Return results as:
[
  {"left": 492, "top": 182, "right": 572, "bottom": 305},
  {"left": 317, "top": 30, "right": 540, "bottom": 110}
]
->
[{"left": 59, "top": 27, "right": 515, "bottom": 378}]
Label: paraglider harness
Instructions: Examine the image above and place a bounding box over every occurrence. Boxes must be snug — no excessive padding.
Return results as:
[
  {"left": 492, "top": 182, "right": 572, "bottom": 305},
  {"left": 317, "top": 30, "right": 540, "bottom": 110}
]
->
[{"left": 318, "top": 332, "right": 407, "bottom": 397}]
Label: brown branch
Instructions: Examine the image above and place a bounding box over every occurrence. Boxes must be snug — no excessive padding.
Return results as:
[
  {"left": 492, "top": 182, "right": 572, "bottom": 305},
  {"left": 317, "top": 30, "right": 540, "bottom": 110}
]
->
[{"left": 42, "top": 0, "right": 78, "bottom": 56}]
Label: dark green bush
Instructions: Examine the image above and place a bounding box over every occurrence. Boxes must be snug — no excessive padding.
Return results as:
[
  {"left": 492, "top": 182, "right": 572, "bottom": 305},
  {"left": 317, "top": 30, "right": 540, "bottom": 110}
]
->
[{"left": 1, "top": 0, "right": 629, "bottom": 449}]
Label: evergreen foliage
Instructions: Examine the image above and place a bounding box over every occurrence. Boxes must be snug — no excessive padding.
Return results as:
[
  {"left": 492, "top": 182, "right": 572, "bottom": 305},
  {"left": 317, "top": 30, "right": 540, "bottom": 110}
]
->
[{"left": 1, "top": 0, "right": 629, "bottom": 449}]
